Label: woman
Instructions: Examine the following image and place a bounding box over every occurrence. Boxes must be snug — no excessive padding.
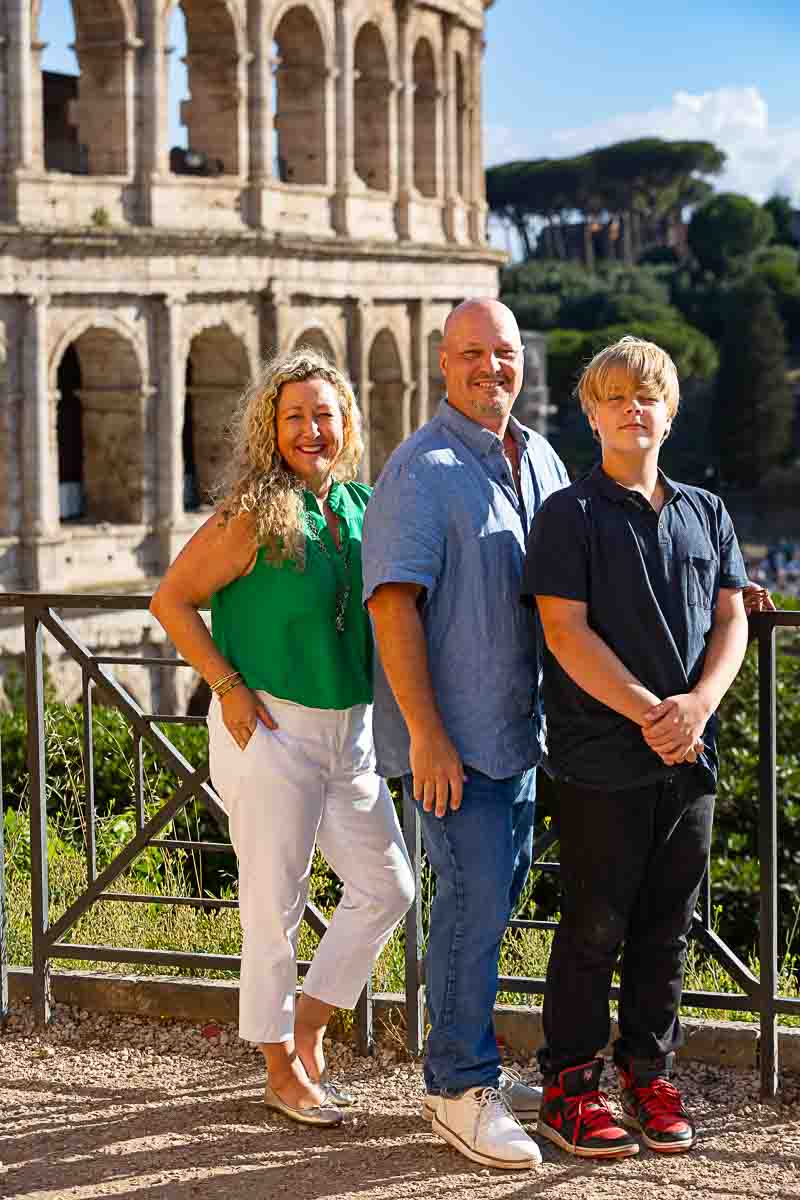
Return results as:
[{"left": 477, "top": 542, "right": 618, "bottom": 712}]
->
[{"left": 150, "top": 349, "right": 414, "bottom": 1127}]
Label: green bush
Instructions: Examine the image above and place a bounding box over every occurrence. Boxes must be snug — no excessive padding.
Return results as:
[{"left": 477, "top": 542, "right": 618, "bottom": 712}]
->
[{"left": 4, "top": 619, "right": 799, "bottom": 966}]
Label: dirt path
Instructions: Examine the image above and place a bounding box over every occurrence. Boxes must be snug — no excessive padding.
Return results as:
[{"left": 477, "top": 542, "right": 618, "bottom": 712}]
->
[{"left": 1, "top": 1003, "right": 798, "bottom": 1199}]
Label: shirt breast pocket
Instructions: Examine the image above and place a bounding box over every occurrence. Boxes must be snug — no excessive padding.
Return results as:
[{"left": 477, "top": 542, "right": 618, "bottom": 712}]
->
[{"left": 686, "top": 555, "right": 717, "bottom": 609}]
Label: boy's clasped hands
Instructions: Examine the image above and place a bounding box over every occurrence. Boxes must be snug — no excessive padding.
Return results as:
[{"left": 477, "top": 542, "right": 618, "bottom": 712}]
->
[{"left": 641, "top": 693, "right": 709, "bottom": 766}]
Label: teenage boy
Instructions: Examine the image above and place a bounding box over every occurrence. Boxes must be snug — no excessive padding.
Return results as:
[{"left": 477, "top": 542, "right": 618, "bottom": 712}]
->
[{"left": 522, "top": 336, "right": 750, "bottom": 1159}]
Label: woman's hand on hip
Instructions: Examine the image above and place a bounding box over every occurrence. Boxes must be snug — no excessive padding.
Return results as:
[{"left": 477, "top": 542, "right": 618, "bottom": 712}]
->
[{"left": 221, "top": 685, "right": 277, "bottom": 749}]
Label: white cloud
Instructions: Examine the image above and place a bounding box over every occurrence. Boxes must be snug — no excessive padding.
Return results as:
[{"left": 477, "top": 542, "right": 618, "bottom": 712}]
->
[{"left": 486, "top": 87, "right": 800, "bottom": 205}]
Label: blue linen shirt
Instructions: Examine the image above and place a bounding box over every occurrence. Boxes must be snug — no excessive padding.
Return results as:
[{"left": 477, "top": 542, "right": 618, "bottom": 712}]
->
[
  {"left": 362, "top": 399, "right": 569, "bottom": 780},
  {"left": 522, "top": 464, "right": 749, "bottom": 791}
]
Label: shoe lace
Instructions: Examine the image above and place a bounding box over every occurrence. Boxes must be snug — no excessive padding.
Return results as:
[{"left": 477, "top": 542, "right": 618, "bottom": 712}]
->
[
  {"left": 564, "top": 1090, "right": 616, "bottom": 1142},
  {"left": 474, "top": 1086, "right": 515, "bottom": 1132},
  {"left": 635, "top": 1077, "right": 684, "bottom": 1117}
]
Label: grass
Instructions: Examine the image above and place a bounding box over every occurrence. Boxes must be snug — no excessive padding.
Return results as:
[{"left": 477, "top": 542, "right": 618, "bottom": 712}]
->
[{"left": 5, "top": 804, "right": 798, "bottom": 1029}]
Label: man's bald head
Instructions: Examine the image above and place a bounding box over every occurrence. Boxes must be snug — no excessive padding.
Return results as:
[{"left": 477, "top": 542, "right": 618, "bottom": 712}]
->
[
  {"left": 442, "top": 299, "right": 522, "bottom": 349},
  {"left": 439, "top": 299, "right": 524, "bottom": 433}
]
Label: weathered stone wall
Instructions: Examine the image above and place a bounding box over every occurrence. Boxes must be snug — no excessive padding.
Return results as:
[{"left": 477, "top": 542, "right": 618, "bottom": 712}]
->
[{"left": 0, "top": 0, "right": 501, "bottom": 706}]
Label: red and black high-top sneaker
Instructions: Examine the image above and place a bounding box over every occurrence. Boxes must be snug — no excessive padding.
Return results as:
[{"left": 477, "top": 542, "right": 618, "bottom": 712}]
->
[
  {"left": 617, "top": 1061, "right": 696, "bottom": 1153},
  {"left": 537, "top": 1059, "right": 639, "bottom": 1159}
]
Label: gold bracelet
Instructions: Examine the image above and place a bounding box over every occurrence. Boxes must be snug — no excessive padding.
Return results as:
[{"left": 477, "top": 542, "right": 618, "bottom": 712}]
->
[
  {"left": 210, "top": 669, "right": 240, "bottom": 693},
  {"left": 216, "top": 675, "right": 243, "bottom": 699}
]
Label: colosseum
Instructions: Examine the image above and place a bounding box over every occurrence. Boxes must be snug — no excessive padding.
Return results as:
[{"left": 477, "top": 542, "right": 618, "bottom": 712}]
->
[{"left": 0, "top": 0, "right": 508, "bottom": 707}]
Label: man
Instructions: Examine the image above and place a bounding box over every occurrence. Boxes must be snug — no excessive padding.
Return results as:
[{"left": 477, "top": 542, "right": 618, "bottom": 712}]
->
[{"left": 362, "top": 299, "right": 568, "bottom": 1170}]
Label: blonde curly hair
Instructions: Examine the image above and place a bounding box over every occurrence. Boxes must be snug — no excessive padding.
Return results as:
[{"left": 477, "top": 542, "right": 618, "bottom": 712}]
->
[{"left": 215, "top": 347, "right": 363, "bottom": 566}]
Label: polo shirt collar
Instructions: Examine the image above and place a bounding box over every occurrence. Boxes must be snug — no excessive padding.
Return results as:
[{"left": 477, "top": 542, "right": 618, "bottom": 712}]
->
[
  {"left": 437, "top": 398, "right": 529, "bottom": 458},
  {"left": 589, "top": 462, "right": 683, "bottom": 507}
]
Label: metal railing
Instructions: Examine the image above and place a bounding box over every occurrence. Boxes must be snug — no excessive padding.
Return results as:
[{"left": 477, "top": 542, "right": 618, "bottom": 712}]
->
[
  {"left": 401, "top": 610, "right": 800, "bottom": 1099},
  {"left": 0, "top": 597, "right": 797, "bottom": 1096},
  {"left": 0, "top": 593, "right": 372, "bottom": 1052}
]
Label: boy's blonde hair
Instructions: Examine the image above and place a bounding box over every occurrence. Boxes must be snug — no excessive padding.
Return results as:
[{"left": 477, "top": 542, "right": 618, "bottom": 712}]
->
[{"left": 577, "top": 336, "right": 680, "bottom": 423}]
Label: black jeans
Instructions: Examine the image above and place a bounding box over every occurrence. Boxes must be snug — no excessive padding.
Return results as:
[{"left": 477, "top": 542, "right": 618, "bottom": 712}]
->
[{"left": 538, "top": 773, "right": 715, "bottom": 1076}]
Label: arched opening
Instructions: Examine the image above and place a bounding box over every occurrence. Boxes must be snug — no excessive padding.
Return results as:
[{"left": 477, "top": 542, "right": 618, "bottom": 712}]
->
[
  {"left": 185, "top": 327, "right": 250, "bottom": 507},
  {"left": 167, "top": 4, "right": 190, "bottom": 164},
  {"left": 368, "top": 330, "right": 404, "bottom": 480},
  {"left": 55, "top": 326, "right": 144, "bottom": 524},
  {"left": 427, "top": 330, "right": 443, "bottom": 419},
  {"left": 38, "top": 0, "right": 83, "bottom": 173},
  {"left": 56, "top": 344, "right": 85, "bottom": 520},
  {"left": 169, "top": 1, "right": 242, "bottom": 177},
  {"left": 293, "top": 327, "right": 337, "bottom": 364},
  {"left": 38, "top": 0, "right": 133, "bottom": 175},
  {"left": 353, "top": 23, "right": 391, "bottom": 192},
  {"left": 182, "top": 360, "right": 199, "bottom": 510},
  {"left": 413, "top": 39, "right": 437, "bottom": 198},
  {"left": 272, "top": 7, "right": 327, "bottom": 186},
  {"left": 455, "top": 53, "right": 467, "bottom": 199}
]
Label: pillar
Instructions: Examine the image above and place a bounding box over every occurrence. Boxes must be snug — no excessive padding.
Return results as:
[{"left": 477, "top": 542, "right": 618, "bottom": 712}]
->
[
  {"left": 410, "top": 299, "right": 428, "bottom": 429},
  {"left": 137, "top": 0, "right": 169, "bottom": 223},
  {"left": 469, "top": 30, "right": 488, "bottom": 245},
  {"left": 156, "top": 296, "right": 186, "bottom": 567},
  {"left": 6, "top": 0, "right": 39, "bottom": 176},
  {"left": 350, "top": 298, "right": 372, "bottom": 481},
  {"left": 395, "top": 2, "right": 414, "bottom": 238},
  {"left": 442, "top": 16, "right": 459, "bottom": 241},
  {"left": 333, "top": 0, "right": 355, "bottom": 236},
  {"left": 20, "top": 295, "right": 59, "bottom": 587},
  {"left": 247, "top": 0, "right": 274, "bottom": 226}
]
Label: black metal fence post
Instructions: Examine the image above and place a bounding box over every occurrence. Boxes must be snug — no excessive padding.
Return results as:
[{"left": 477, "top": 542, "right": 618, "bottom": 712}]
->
[
  {"left": 402, "top": 783, "right": 425, "bottom": 1056},
  {"left": 25, "top": 609, "right": 51, "bottom": 1026},
  {"left": 758, "top": 620, "right": 778, "bottom": 1098},
  {"left": 354, "top": 979, "right": 373, "bottom": 1057}
]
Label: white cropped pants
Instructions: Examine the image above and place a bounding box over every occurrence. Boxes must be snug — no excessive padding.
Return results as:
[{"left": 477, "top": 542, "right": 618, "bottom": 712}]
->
[{"left": 207, "top": 691, "right": 414, "bottom": 1044}]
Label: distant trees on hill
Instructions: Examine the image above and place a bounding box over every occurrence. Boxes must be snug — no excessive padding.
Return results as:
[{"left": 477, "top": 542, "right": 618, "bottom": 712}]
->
[
  {"left": 490, "top": 138, "right": 800, "bottom": 488},
  {"left": 487, "top": 137, "right": 725, "bottom": 266}
]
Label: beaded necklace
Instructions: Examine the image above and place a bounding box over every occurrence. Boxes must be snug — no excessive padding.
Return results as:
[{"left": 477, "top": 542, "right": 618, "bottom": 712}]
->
[{"left": 309, "top": 507, "right": 351, "bottom": 634}]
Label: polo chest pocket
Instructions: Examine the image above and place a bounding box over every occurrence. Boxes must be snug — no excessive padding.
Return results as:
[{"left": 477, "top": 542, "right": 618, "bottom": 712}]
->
[{"left": 686, "top": 555, "right": 716, "bottom": 608}]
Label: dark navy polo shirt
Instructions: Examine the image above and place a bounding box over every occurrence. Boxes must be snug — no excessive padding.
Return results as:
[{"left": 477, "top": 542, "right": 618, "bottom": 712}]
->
[{"left": 521, "top": 464, "right": 749, "bottom": 791}]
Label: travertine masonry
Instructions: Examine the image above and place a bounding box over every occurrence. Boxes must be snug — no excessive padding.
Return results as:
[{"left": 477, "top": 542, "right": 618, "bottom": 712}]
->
[{"left": 0, "top": 0, "right": 502, "bottom": 707}]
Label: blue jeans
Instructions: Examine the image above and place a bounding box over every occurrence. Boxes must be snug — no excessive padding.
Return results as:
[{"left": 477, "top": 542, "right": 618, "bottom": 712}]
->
[{"left": 403, "top": 767, "right": 537, "bottom": 1095}]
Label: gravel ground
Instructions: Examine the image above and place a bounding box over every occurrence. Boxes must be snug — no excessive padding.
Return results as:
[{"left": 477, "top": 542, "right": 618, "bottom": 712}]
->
[{"left": 1, "top": 1002, "right": 799, "bottom": 1200}]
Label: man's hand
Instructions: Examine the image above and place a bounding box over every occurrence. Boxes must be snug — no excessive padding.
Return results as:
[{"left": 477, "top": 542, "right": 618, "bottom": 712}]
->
[
  {"left": 641, "top": 693, "right": 711, "bottom": 765},
  {"left": 743, "top": 581, "right": 776, "bottom": 614},
  {"left": 410, "top": 722, "right": 467, "bottom": 818}
]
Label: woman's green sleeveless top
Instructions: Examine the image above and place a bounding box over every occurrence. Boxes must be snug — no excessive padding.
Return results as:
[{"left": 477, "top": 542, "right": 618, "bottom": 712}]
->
[{"left": 210, "top": 481, "right": 373, "bottom": 709}]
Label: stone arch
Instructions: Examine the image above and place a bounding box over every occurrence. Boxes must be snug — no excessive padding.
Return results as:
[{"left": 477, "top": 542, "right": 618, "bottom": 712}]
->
[
  {"left": 272, "top": 5, "right": 328, "bottom": 186},
  {"left": 368, "top": 328, "right": 405, "bottom": 480},
  {"left": 36, "top": 0, "right": 136, "bottom": 175},
  {"left": 412, "top": 38, "right": 437, "bottom": 198},
  {"left": 168, "top": 0, "right": 246, "bottom": 176},
  {"left": 455, "top": 51, "right": 467, "bottom": 199},
  {"left": 353, "top": 21, "right": 391, "bottom": 192},
  {"left": 54, "top": 324, "right": 145, "bottom": 524},
  {"left": 184, "top": 324, "right": 250, "bottom": 508},
  {"left": 292, "top": 326, "right": 340, "bottom": 364},
  {"left": 48, "top": 311, "right": 147, "bottom": 392}
]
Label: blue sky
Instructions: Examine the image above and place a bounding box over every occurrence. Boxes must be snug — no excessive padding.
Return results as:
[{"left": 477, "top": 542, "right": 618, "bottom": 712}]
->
[
  {"left": 482, "top": 0, "right": 800, "bottom": 202},
  {"left": 37, "top": 0, "right": 800, "bottom": 202}
]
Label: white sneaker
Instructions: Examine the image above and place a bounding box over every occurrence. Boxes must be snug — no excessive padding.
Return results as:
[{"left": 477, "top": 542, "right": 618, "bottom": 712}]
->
[
  {"left": 423, "top": 1069, "right": 543, "bottom": 1122},
  {"left": 432, "top": 1086, "right": 542, "bottom": 1169}
]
